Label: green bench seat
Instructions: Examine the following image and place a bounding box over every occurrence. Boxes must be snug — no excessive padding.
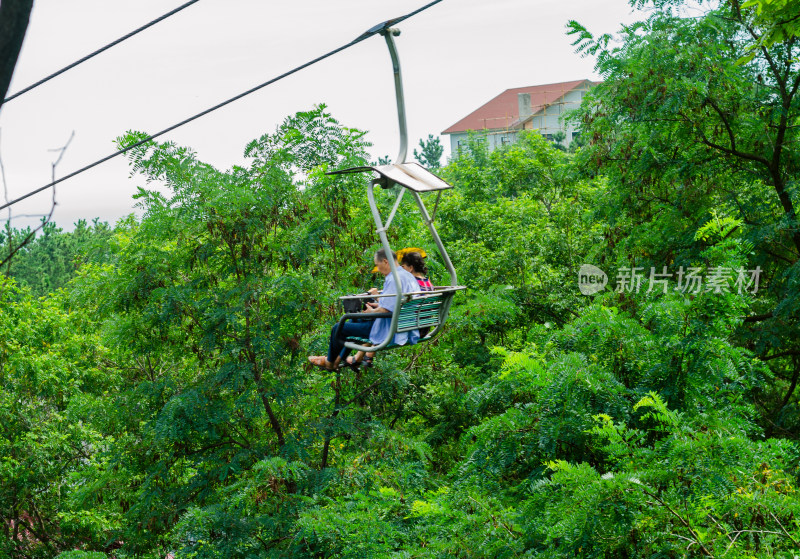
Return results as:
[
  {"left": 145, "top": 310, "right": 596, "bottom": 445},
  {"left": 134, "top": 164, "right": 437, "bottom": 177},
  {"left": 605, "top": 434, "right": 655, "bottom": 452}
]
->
[{"left": 344, "top": 292, "right": 446, "bottom": 345}]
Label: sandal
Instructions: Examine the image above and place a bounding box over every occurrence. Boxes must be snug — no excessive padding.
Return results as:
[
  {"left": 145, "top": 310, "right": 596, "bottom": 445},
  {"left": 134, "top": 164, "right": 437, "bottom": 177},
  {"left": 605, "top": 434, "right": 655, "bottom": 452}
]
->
[
  {"left": 343, "top": 355, "right": 361, "bottom": 371},
  {"left": 362, "top": 355, "right": 374, "bottom": 368}
]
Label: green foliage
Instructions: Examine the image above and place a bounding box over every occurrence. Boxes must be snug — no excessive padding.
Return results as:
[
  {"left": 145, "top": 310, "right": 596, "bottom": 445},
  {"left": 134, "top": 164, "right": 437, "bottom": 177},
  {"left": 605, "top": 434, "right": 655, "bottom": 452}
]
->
[
  {"left": 738, "top": 0, "right": 800, "bottom": 63},
  {"left": 412, "top": 133, "right": 444, "bottom": 169},
  {"left": 0, "top": 277, "right": 113, "bottom": 558},
  {"left": 1, "top": 219, "right": 113, "bottom": 296},
  {"left": 520, "top": 397, "right": 800, "bottom": 558},
  {"left": 82, "top": 104, "right": 384, "bottom": 554},
  {"left": 695, "top": 211, "right": 742, "bottom": 242},
  {"left": 550, "top": 129, "right": 566, "bottom": 151},
  {"left": 570, "top": 0, "right": 800, "bottom": 434},
  {"left": 55, "top": 552, "right": 107, "bottom": 559},
  {"left": 3, "top": 4, "right": 800, "bottom": 553}
]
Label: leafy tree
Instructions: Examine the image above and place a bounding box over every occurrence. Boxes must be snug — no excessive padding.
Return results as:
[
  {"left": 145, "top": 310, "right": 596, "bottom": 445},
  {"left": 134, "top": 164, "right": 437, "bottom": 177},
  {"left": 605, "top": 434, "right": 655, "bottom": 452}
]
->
[
  {"left": 551, "top": 129, "right": 566, "bottom": 151},
  {"left": 1, "top": 219, "right": 114, "bottom": 296},
  {"left": 0, "top": 278, "right": 112, "bottom": 558},
  {"left": 568, "top": 131, "right": 585, "bottom": 153},
  {"left": 413, "top": 133, "right": 444, "bottom": 169},
  {"left": 55, "top": 105, "right": 458, "bottom": 557},
  {"left": 439, "top": 130, "right": 600, "bottom": 328},
  {"left": 568, "top": 0, "right": 800, "bottom": 434}
]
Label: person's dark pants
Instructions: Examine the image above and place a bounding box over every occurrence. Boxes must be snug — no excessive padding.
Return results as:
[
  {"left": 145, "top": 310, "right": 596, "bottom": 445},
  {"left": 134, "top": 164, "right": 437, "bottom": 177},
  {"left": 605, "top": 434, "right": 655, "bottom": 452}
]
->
[{"left": 327, "top": 319, "right": 374, "bottom": 363}]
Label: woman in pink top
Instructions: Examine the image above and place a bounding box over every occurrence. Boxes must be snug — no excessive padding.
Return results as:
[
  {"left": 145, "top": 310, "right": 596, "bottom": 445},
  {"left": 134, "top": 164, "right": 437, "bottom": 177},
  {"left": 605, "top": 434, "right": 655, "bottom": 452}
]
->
[
  {"left": 401, "top": 250, "right": 435, "bottom": 338},
  {"left": 401, "top": 251, "right": 433, "bottom": 291}
]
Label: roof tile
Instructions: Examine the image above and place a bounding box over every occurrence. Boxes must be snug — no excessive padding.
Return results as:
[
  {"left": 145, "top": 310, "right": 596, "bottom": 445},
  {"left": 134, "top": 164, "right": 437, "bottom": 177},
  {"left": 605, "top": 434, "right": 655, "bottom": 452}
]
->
[{"left": 442, "top": 79, "right": 593, "bottom": 135}]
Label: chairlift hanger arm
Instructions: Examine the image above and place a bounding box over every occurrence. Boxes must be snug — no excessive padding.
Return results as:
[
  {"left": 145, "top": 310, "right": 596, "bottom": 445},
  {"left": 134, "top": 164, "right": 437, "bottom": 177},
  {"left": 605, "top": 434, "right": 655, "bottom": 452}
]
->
[{"left": 382, "top": 29, "right": 408, "bottom": 164}]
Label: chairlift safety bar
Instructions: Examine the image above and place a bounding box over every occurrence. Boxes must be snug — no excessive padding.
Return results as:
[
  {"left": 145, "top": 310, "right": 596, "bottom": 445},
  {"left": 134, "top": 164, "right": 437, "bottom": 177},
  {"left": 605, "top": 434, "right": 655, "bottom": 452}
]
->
[{"left": 339, "top": 286, "right": 467, "bottom": 302}]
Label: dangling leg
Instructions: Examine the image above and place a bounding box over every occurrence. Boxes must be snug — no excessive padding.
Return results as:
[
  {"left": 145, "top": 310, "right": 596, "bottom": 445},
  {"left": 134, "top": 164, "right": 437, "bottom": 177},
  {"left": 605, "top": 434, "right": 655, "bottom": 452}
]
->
[
  {"left": 344, "top": 346, "right": 379, "bottom": 369},
  {"left": 309, "top": 322, "right": 348, "bottom": 370},
  {"left": 362, "top": 351, "right": 375, "bottom": 368},
  {"left": 343, "top": 350, "right": 364, "bottom": 369},
  {"left": 309, "top": 319, "right": 372, "bottom": 370}
]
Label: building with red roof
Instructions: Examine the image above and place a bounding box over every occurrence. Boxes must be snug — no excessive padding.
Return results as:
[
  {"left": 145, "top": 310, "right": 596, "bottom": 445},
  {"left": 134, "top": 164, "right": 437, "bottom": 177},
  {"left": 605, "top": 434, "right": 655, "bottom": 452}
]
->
[{"left": 441, "top": 79, "right": 595, "bottom": 153}]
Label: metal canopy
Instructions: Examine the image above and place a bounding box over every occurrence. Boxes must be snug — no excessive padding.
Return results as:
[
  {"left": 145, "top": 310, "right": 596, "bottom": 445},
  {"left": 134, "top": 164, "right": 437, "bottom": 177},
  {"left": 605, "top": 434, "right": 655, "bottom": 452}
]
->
[{"left": 328, "top": 162, "right": 453, "bottom": 192}]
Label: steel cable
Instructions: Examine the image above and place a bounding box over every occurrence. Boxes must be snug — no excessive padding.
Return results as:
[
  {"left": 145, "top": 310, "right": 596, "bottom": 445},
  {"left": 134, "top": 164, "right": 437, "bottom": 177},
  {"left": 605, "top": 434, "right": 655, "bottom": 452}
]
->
[
  {"left": 0, "top": 0, "right": 443, "bottom": 213},
  {"left": 3, "top": 0, "right": 202, "bottom": 104}
]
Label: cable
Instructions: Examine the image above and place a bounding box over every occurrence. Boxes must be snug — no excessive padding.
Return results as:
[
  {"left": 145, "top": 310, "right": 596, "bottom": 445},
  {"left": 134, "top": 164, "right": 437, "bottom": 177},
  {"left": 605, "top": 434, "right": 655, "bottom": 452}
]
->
[
  {"left": 0, "top": 0, "right": 443, "bottom": 213},
  {"left": 3, "top": 0, "right": 201, "bottom": 104}
]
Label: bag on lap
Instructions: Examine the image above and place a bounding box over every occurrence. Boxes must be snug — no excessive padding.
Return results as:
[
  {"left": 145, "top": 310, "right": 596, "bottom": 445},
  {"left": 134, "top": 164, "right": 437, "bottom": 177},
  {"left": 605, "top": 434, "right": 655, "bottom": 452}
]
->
[{"left": 342, "top": 294, "right": 376, "bottom": 314}]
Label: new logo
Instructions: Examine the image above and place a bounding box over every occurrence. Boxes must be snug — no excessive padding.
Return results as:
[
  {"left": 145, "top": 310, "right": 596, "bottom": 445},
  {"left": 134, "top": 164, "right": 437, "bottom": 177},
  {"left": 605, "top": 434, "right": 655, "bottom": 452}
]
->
[{"left": 578, "top": 264, "right": 608, "bottom": 295}]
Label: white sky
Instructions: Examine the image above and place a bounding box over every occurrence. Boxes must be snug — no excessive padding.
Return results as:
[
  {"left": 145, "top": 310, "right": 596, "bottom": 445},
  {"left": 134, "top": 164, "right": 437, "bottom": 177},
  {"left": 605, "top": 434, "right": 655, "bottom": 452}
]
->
[{"left": 0, "top": 0, "right": 639, "bottom": 231}]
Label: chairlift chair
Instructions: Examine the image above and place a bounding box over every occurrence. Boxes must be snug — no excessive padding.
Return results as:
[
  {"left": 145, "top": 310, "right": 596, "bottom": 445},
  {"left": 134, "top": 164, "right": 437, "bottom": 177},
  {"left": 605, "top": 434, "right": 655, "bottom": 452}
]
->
[{"left": 328, "top": 22, "right": 466, "bottom": 354}]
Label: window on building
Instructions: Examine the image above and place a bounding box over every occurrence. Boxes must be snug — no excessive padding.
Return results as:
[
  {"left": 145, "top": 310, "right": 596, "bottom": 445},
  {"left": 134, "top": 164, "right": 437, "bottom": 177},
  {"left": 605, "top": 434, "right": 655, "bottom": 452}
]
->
[{"left": 457, "top": 137, "right": 486, "bottom": 154}]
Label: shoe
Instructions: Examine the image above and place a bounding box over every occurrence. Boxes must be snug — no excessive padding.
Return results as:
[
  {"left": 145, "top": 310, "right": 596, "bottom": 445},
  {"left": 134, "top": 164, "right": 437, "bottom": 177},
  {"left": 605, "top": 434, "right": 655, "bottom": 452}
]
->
[
  {"left": 308, "top": 356, "right": 334, "bottom": 370},
  {"left": 343, "top": 355, "right": 361, "bottom": 371},
  {"left": 362, "top": 356, "right": 374, "bottom": 368}
]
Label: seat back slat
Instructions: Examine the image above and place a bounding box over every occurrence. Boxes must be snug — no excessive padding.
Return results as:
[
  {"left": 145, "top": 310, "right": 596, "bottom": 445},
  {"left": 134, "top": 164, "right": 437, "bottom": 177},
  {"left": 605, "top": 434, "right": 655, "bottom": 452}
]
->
[
  {"left": 344, "top": 288, "right": 461, "bottom": 346},
  {"left": 394, "top": 291, "right": 451, "bottom": 333}
]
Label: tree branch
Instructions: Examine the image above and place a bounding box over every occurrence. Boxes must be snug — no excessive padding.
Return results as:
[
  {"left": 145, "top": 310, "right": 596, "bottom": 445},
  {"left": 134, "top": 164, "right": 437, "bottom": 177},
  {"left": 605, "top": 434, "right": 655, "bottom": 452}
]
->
[
  {"left": 1, "top": 131, "right": 74, "bottom": 270},
  {"left": 760, "top": 350, "right": 800, "bottom": 361},
  {"left": 744, "top": 312, "right": 774, "bottom": 323},
  {"left": 730, "top": 0, "right": 788, "bottom": 103},
  {"left": 693, "top": 125, "right": 770, "bottom": 166},
  {"left": 703, "top": 97, "right": 741, "bottom": 156},
  {"left": 762, "top": 247, "right": 796, "bottom": 264},
  {"left": 776, "top": 361, "right": 799, "bottom": 413},
  {"left": 641, "top": 488, "right": 714, "bottom": 557},
  {"left": 769, "top": 511, "right": 800, "bottom": 547}
]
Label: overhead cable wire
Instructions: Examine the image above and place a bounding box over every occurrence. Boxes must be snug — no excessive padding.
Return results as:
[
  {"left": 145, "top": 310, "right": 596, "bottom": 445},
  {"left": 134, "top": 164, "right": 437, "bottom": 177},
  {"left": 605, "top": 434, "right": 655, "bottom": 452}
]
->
[
  {"left": 0, "top": 0, "right": 443, "bottom": 213},
  {"left": 3, "top": 0, "right": 202, "bottom": 104}
]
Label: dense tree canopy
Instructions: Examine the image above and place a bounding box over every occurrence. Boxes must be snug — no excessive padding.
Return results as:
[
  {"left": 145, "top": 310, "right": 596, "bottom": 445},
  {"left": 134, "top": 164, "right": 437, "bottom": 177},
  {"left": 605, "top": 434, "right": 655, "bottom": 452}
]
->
[{"left": 1, "top": 1, "right": 799, "bottom": 557}]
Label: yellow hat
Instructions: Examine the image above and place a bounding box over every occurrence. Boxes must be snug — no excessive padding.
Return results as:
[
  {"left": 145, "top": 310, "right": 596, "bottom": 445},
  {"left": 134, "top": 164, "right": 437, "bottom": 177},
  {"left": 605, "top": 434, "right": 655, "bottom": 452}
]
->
[
  {"left": 371, "top": 247, "right": 427, "bottom": 273},
  {"left": 397, "top": 247, "right": 427, "bottom": 260}
]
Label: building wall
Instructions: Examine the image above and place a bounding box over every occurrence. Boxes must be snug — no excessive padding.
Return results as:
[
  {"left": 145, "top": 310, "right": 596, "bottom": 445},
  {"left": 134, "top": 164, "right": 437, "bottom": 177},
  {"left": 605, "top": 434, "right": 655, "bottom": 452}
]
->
[
  {"left": 448, "top": 130, "right": 518, "bottom": 154},
  {"left": 446, "top": 84, "right": 590, "bottom": 155},
  {"left": 523, "top": 87, "right": 586, "bottom": 144}
]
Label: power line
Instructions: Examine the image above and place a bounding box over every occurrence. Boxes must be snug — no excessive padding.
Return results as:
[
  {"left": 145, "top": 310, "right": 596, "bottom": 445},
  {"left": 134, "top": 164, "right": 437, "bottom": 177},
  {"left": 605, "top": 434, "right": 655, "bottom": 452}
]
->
[
  {"left": 0, "top": 0, "right": 443, "bottom": 213},
  {"left": 3, "top": 0, "right": 201, "bottom": 104}
]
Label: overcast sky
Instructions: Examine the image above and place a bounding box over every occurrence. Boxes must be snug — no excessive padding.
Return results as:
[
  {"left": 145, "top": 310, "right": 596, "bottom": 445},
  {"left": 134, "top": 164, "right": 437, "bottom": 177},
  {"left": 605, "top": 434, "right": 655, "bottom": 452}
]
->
[{"left": 0, "top": 0, "right": 640, "bottom": 230}]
